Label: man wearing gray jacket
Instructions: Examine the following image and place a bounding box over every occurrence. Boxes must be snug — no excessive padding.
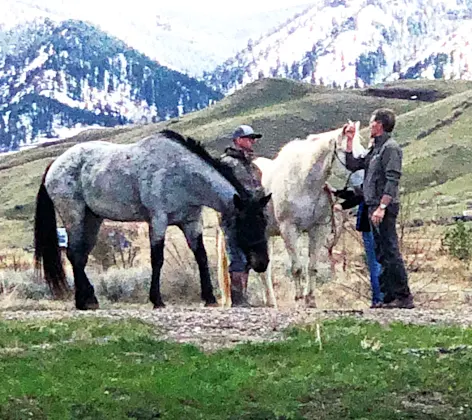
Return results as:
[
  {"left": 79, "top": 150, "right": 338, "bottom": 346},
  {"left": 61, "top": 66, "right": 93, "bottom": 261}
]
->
[
  {"left": 220, "top": 124, "right": 264, "bottom": 307},
  {"left": 344, "top": 108, "right": 414, "bottom": 309}
]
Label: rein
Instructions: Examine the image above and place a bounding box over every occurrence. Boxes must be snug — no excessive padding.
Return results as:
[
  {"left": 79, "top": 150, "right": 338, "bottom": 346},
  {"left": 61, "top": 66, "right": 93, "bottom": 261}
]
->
[
  {"left": 323, "top": 124, "right": 367, "bottom": 271},
  {"left": 244, "top": 237, "right": 267, "bottom": 247},
  {"left": 323, "top": 183, "right": 340, "bottom": 273}
]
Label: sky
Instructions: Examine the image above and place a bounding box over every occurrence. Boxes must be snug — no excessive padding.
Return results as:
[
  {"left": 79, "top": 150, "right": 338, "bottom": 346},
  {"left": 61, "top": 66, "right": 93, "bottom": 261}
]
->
[
  {"left": 147, "top": 0, "right": 314, "bottom": 15},
  {"left": 5, "top": 0, "right": 315, "bottom": 23}
]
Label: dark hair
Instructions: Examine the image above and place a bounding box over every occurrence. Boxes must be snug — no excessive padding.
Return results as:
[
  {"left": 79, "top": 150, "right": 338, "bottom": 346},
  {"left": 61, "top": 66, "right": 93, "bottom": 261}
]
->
[{"left": 372, "top": 108, "right": 396, "bottom": 132}]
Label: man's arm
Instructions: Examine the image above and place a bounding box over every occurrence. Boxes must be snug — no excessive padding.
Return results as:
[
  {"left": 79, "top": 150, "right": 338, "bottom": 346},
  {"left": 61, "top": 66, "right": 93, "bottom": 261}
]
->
[
  {"left": 333, "top": 186, "right": 363, "bottom": 210},
  {"left": 221, "top": 155, "right": 253, "bottom": 188},
  {"left": 380, "top": 144, "right": 402, "bottom": 205},
  {"left": 340, "top": 195, "right": 363, "bottom": 210},
  {"left": 345, "top": 152, "right": 366, "bottom": 172},
  {"left": 343, "top": 127, "right": 368, "bottom": 171}
]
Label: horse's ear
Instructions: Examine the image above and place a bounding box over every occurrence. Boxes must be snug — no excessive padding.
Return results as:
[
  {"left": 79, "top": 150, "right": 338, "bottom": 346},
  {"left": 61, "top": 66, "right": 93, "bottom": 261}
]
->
[
  {"left": 233, "top": 194, "right": 244, "bottom": 210},
  {"left": 259, "top": 193, "right": 272, "bottom": 207},
  {"left": 342, "top": 122, "right": 352, "bottom": 135}
]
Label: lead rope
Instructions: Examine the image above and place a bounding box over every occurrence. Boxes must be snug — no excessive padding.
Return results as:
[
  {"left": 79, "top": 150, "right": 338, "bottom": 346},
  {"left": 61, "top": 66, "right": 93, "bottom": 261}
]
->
[
  {"left": 325, "top": 127, "right": 362, "bottom": 272},
  {"left": 323, "top": 183, "right": 341, "bottom": 274}
]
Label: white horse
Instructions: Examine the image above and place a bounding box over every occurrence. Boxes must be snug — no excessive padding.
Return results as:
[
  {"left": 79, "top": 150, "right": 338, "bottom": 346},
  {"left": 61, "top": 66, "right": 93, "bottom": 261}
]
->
[{"left": 217, "top": 121, "right": 365, "bottom": 308}]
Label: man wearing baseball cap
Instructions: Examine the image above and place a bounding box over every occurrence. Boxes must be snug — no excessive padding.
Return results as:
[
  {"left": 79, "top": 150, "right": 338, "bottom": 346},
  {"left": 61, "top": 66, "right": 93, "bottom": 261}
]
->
[
  {"left": 220, "top": 124, "right": 264, "bottom": 307},
  {"left": 221, "top": 124, "right": 263, "bottom": 189}
]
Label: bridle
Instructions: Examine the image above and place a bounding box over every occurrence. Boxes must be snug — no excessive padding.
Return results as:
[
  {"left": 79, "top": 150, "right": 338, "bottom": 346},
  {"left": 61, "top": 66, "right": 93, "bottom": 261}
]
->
[{"left": 241, "top": 236, "right": 268, "bottom": 248}]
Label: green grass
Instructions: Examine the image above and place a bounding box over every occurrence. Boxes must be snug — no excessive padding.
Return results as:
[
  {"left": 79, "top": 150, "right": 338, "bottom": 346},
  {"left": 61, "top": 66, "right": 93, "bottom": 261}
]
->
[
  {"left": 1, "top": 317, "right": 472, "bottom": 419},
  {"left": 404, "top": 173, "right": 472, "bottom": 220},
  {"left": 170, "top": 78, "right": 433, "bottom": 156}
]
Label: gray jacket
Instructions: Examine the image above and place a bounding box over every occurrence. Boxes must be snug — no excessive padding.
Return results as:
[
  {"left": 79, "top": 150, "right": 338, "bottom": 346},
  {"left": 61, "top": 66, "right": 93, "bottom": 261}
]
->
[
  {"left": 220, "top": 146, "right": 263, "bottom": 193},
  {"left": 345, "top": 132, "right": 402, "bottom": 206}
]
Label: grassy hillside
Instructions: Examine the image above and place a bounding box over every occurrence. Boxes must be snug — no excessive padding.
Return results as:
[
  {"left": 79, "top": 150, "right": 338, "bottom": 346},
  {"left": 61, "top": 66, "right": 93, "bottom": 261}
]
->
[{"left": 1, "top": 77, "right": 472, "bottom": 249}]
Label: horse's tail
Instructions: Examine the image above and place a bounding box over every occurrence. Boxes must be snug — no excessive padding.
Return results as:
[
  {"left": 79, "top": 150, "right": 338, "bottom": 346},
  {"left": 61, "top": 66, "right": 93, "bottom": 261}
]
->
[
  {"left": 34, "top": 162, "right": 70, "bottom": 298},
  {"left": 215, "top": 217, "right": 231, "bottom": 308}
]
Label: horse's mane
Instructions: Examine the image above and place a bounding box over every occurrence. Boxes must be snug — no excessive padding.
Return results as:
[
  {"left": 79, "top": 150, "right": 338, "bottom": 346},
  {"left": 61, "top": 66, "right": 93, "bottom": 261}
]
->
[
  {"left": 159, "top": 129, "right": 250, "bottom": 198},
  {"left": 276, "top": 127, "right": 342, "bottom": 157}
]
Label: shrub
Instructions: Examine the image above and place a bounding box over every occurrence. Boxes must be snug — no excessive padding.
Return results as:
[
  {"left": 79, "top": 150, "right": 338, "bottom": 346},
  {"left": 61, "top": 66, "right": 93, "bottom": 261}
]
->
[
  {"left": 90, "top": 224, "right": 140, "bottom": 270},
  {"left": 442, "top": 221, "right": 472, "bottom": 263}
]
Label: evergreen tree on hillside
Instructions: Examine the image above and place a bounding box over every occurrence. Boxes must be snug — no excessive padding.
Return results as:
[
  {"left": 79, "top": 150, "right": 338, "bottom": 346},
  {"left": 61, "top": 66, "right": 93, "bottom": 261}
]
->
[
  {"left": 433, "top": 53, "right": 448, "bottom": 79},
  {"left": 290, "top": 62, "right": 300, "bottom": 80},
  {"left": 355, "top": 49, "right": 387, "bottom": 85}
]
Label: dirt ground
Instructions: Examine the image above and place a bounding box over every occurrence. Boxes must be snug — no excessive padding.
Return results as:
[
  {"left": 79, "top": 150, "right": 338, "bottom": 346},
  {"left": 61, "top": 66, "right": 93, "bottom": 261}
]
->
[{"left": 2, "top": 305, "right": 472, "bottom": 352}]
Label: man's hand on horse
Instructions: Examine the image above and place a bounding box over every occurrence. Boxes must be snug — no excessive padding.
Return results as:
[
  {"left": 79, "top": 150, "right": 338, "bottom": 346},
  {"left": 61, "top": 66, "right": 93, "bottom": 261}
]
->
[
  {"left": 325, "top": 182, "right": 337, "bottom": 194},
  {"left": 344, "top": 125, "right": 356, "bottom": 143},
  {"left": 343, "top": 122, "right": 356, "bottom": 143},
  {"left": 342, "top": 123, "right": 356, "bottom": 154},
  {"left": 333, "top": 203, "right": 343, "bottom": 212}
]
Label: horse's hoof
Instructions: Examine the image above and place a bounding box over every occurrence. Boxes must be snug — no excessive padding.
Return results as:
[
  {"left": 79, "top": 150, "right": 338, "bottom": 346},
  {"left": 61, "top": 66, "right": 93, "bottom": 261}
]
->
[
  {"left": 203, "top": 295, "right": 218, "bottom": 307},
  {"left": 76, "top": 303, "right": 99, "bottom": 311},
  {"left": 153, "top": 303, "right": 166, "bottom": 309},
  {"left": 76, "top": 296, "right": 100, "bottom": 311}
]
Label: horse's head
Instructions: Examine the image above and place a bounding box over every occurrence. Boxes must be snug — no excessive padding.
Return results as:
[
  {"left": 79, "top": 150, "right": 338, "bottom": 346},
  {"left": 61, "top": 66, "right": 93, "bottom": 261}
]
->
[
  {"left": 232, "top": 192, "right": 272, "bottom": 273},
  {"left": 334, "top": 120, "right": 367, "bottom": 186},
  {"left": 338, "top": 120, "right": 362, "bottom": 155}
]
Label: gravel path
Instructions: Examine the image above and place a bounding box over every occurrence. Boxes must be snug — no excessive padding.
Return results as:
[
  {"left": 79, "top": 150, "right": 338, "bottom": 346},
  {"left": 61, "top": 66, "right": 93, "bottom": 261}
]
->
[{"left": 1, "top": 307, "right": 472, "bottom": 352}]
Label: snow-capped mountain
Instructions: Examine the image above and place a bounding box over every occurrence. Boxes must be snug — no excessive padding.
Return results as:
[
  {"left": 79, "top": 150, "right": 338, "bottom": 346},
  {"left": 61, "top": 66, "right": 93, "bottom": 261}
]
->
[
  {"left": 390, "top": 18, "right": 472, "bottom": 81},
  {"left": 0, "top": 19, "right": 222, "bottom": 151},
  {"left": 3, "top": 0, "right": 472, "bottom": 153},
  {"left": 204, "top": 0, "right": 472, "bottom": 94},
  {"left": 0, "top": 0, "right": 312, "bottom": 77}
]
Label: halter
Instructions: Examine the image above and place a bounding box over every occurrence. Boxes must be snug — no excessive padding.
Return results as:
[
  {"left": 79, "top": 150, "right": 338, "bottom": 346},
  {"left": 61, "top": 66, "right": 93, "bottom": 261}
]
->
[
  {"left": 217, "top": 210, "right": 268, "bottom": 250},
  {"left": 243, "top": 237, "right": 268, "bottom": 248}
]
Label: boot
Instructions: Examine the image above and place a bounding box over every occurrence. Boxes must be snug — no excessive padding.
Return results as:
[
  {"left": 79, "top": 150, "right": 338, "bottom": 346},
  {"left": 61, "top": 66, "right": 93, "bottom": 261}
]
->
[
  {"left": 230, "top": 272, "right": 251, "bottom": 307},
  {"left": 383, "top": 294, "right": 415, "bottom": 309},
  {"left": 241, "top": 271, "right": 249, "bottom": 299}
]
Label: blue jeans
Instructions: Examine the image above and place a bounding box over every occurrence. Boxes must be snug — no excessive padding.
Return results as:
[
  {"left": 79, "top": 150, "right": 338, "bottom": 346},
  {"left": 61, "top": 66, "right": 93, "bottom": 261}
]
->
[{"left": 362, "top": 230, "right": 383, "bottom": 304}]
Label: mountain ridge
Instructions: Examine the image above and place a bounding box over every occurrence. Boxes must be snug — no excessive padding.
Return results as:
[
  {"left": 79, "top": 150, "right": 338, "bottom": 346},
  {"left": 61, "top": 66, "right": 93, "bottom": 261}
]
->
[
  {"left": 0, "top": 18, "right": 222, "bottom": 151},
  {"left": 2, "top": 1, "right": 472, "bottom": 153},
  {"left": 204, "top": 0, "right": 472, "bottom": 94},
  {"left": 1, "top": 0, "right": 312, "bottom": 76}
]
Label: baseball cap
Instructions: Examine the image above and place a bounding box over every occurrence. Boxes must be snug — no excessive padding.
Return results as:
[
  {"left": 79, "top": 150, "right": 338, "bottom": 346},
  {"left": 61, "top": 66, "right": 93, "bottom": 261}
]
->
[{"left": 232, "top": 125, "right": 262, "bottom": 140}]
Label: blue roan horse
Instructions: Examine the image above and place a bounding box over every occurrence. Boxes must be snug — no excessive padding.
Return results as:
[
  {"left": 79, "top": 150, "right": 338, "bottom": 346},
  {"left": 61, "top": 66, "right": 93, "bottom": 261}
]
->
[{"left": 33, "top": 129, "right": 271, "bottom": 310}]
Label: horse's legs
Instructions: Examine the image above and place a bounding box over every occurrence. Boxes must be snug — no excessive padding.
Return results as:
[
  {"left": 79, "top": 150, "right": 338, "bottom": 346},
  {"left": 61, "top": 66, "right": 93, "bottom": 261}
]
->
[
  {"left": 279, "top": 221, "right": 304, "bottom": 301},
  {"left": 149, "top": 214, "right": 168, "bottom": 308},
  {"left": 179, "top": 220, "right": 218, "bottom": 307},
  {"left": 65, "top": 207, "right": 103, "bottom": 310},
  {"left": 306, "top": 222, "right": 331, "bottom": 308},
  {"left": 258, "top": 238, "right": 277, "bottom": 308},
  {"left": 305, "top": 225, "right": 322, "bottom": 308}
]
